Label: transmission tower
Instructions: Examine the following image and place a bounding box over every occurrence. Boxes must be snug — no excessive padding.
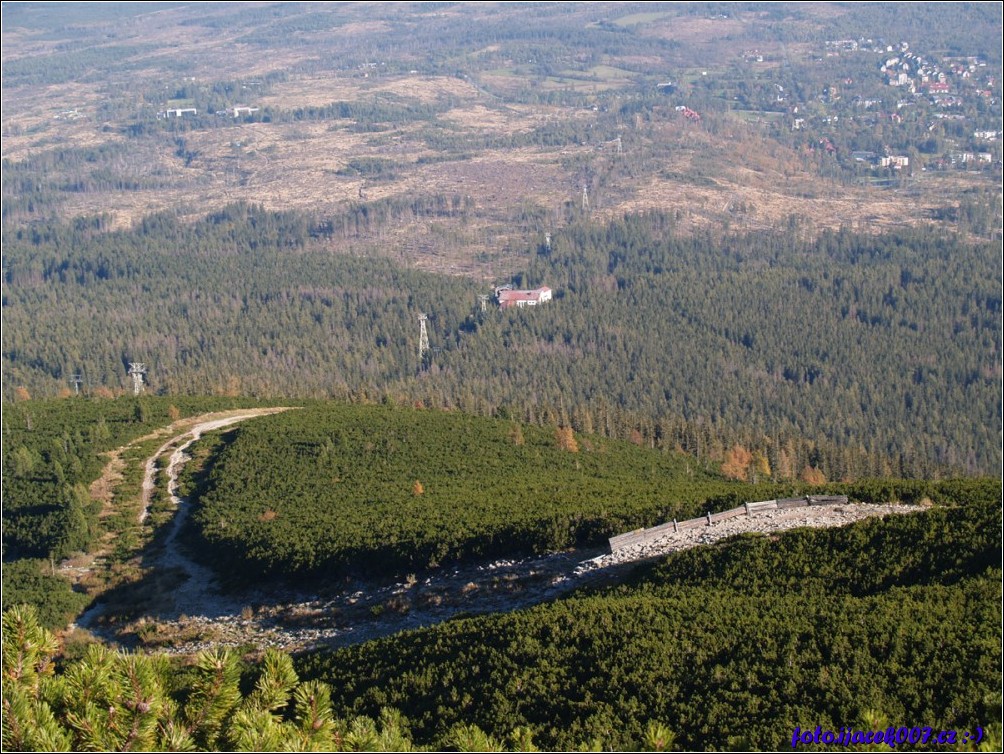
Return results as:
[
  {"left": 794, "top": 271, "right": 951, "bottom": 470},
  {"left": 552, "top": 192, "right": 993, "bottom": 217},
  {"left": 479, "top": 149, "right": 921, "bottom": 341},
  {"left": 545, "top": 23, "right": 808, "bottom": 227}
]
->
[
  {"left": 418, "top": 314, "right": 430, "bottom": 359},
  {"left": 70, "top": 374, "right": 83, "bottom": 396},
  {"left": 478, "top": 294, "right": 490, "bottom": 313},
  {"left": 581, "top": 183, "right": 590, "bottom": 212},
  {"left": 128, "top": 362, "right": 147, "bottom": 396}
]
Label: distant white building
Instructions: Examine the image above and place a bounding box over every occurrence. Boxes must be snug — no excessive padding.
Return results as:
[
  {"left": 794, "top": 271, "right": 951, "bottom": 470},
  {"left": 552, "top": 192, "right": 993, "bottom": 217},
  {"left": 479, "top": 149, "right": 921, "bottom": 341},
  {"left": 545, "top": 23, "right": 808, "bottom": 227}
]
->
[
  {"left": 495, "top": 286, "right": 552, "bottom": 310},
  {"left": 879, "top": 155, "right": 910, "bottom": 169},
  {"left": 159, "top": 108, "right": 197, "bottom": 118}
]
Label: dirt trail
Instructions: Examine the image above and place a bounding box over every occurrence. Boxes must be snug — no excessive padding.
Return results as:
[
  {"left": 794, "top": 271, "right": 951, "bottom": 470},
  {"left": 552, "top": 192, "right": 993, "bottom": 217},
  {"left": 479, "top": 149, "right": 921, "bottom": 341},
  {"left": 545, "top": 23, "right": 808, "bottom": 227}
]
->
[
  {"left": 138, "top": 413, "right": 297, "bottom": 613},
  {"left": 137, "top": 411, "right": 291, "bottom": 523},
  {"left": 69, "top": 409, "right": 294, "bottom": 627},
  {"left": 86, "top": 409, "right": 290, "bottom": 520},
  {"left": 75, "top": 415, "right": 922, "bottom": 654}
]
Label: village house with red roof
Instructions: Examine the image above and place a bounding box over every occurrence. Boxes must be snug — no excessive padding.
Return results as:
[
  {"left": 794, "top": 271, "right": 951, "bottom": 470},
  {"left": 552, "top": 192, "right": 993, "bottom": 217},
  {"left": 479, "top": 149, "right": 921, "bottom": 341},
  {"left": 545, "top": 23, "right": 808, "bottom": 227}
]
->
[{"left": 494, "top": 285, "right": 552, "bottom": 310}]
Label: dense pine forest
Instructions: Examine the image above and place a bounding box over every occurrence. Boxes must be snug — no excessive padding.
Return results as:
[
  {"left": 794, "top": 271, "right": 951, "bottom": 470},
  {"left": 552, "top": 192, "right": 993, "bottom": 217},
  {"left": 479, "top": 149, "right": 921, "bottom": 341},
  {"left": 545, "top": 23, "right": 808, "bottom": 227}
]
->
[{"left": 5, "top": 204, "right": 1000, "bottom": 479}]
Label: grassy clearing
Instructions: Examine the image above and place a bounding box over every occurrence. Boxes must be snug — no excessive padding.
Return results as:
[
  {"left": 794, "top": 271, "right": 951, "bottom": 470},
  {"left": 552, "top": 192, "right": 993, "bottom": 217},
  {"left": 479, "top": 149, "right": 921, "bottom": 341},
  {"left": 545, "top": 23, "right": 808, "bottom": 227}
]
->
[
  {"left": 609, "top": 11, "right": 674, "bottom": 27},
  {"left": 729, "top": 109, "right": 785, "bottom": 122}
]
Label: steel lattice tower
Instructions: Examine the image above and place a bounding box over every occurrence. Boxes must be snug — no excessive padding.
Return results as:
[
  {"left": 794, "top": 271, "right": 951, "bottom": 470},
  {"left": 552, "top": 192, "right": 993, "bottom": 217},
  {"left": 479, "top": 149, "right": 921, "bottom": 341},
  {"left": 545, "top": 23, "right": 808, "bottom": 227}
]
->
[
  {"left": 418, "top": 314, "right": 429, "bottom": 359},
  {"left": 128, "top": 363, "right": 147, "bottom": 396}
]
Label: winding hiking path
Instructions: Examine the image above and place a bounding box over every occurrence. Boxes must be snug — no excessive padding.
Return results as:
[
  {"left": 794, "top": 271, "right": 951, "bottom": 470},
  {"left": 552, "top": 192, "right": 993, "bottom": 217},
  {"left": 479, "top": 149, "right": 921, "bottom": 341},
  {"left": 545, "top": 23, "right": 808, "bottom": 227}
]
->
[
  {"left": 74, "top": 412, "right": 922, "bottom": 654},
  {"left": 71, "top": 409, "right": 294, "bottom": 632},
  {"left": 139, "top": 411, "right": 297, "bottom": 614}
]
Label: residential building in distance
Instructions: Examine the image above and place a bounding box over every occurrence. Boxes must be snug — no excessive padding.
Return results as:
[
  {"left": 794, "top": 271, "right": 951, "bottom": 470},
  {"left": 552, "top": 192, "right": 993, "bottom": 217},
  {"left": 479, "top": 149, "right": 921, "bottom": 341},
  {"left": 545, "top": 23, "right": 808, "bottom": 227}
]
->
[
  {"left": 159, "top": 107, "right": 197, "bottom": 118},
  {"left": 495, "top": 285, "right": 552, "bottom": 310}
]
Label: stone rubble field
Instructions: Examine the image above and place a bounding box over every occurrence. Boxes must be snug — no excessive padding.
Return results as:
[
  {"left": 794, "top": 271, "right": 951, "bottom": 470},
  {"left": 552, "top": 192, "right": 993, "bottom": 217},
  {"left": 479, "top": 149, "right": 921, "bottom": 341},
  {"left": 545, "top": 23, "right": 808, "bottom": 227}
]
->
[{"left": 93, "top": 501, "right": 918, "bottom": 656}]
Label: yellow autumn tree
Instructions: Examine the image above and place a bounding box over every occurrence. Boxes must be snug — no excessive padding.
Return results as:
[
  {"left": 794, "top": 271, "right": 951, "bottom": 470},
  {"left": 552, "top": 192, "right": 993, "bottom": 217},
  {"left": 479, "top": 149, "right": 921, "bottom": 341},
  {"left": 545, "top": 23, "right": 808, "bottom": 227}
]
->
[
  {"left": 751, "top": 450, "right": 772, "bottom": 482},
  {"left": 555, "top": 426, "right": 579, "bottom": 453},
  {"left": 720, "top": 444, "right": 753, "bottom": 481},
  {"left": 800, "top": 465, "right": 827, "bottom": 485},
  {"left": 412, "top": 480, "right": 424, "bottom": 496},
  {"left": 509, "top": 424, "right": 525, "bottom": 446}
]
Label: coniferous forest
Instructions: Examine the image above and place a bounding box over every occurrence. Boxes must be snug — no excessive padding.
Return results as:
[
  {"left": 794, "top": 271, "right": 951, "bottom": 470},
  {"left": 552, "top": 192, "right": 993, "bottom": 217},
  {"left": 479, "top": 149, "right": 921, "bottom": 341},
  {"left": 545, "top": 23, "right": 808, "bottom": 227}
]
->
[
  {"left": 5, "top": 204, "right": 1000, "bottom": 478},
  {"left": 2, "top": 2, "right": 1001, "bottom": 751}
]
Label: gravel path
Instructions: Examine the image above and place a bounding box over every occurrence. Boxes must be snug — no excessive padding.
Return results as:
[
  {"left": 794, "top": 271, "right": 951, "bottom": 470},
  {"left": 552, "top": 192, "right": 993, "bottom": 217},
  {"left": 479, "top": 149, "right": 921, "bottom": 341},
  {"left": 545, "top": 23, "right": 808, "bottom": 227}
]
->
[
  {"left": 72, "top": 411, "right": 922, "bottom": 655},
  {"left": 81, "top": 448, "right": 919, "bottom": 655},
  {"left": 591, "top": 502, "right": 915, "bottom": 567},
  {"left": 73, "top": 410, "right": 292, "bottom": 633}
]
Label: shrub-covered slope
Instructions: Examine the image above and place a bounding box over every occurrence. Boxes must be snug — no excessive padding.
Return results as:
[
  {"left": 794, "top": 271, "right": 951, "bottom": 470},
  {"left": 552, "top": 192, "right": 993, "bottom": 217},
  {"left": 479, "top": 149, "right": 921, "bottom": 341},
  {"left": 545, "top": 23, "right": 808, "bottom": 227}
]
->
[
  {"left": 298, "top": 493, "right": 1002, "bottom": 750},
  {"left": 187, "top": 403, "right": 733, "bottom": 580}
]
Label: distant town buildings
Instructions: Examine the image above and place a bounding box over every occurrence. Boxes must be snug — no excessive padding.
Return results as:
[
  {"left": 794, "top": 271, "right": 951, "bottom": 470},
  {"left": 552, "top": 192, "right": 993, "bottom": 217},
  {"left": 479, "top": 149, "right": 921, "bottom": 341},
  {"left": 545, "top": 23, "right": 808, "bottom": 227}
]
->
[
  {"left": 159, "top": 105, "right": 262, "bottom": 119},
  {"left": 851, "top": 151, "right": 910, "bottom": 169},
  {"left": 221, "top": 106, "right": 260, "bottom": 117},
  {"left": 158, "top": 107, "right": 197, "bottom": 118},
  {"left": 878, "top": 155, "right": 910, "bottom": 169}
]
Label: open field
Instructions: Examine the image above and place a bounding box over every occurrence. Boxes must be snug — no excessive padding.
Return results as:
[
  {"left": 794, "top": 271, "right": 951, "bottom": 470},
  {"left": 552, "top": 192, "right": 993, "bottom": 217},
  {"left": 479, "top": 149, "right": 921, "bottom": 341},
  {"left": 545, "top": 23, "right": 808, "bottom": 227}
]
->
[{"left": 3, "top": 1, "right": 1000, "bottom": 273}]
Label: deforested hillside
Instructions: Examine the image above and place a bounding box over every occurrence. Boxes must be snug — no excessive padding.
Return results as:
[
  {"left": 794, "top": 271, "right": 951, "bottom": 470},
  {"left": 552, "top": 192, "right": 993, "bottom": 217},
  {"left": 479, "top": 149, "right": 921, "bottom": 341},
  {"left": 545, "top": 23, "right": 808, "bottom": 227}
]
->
[{"left": 3, "top": 3, "right": 999, "bottom": 249}]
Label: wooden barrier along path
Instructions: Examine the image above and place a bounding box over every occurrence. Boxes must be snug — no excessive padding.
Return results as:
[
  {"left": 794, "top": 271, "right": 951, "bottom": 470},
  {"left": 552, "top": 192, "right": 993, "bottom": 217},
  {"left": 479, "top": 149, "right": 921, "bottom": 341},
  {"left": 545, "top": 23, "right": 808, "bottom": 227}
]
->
[{"left": 608, "top": 495, "right": 849, "bottom": 553}]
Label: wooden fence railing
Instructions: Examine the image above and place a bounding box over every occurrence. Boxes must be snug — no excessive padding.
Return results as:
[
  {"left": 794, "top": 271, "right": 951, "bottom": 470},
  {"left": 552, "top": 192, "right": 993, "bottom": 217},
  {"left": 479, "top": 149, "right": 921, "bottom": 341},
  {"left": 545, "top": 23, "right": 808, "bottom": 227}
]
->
[{"left": 608, "top": 495, "right": 848, "bottom": 552}]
